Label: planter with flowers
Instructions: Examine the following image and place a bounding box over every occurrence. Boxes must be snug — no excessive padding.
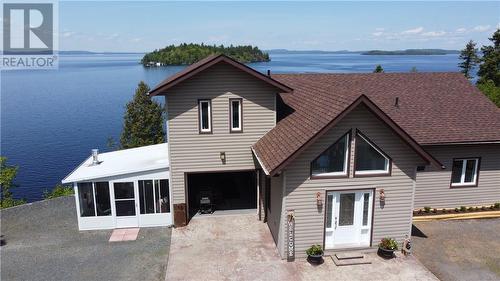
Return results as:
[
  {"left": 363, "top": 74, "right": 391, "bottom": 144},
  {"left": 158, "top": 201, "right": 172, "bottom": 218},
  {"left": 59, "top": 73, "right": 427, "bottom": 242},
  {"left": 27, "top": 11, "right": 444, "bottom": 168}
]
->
[
  {"left": 306, "top": 244, "right": 324, "bottom": 264},
  {"left": 378, "top": 237, "right": 398, "bottom": 259}
]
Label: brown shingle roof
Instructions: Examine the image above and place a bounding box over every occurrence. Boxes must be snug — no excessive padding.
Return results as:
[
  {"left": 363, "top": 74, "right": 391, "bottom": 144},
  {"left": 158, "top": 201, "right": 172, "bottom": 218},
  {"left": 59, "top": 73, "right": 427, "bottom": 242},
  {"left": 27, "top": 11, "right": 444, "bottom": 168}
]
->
[
  {"left": 253, "top": 72, "right": 500, "bottom": 175},
  {"left": 148, "top": 54, "right": 293, "bottom": 96}
]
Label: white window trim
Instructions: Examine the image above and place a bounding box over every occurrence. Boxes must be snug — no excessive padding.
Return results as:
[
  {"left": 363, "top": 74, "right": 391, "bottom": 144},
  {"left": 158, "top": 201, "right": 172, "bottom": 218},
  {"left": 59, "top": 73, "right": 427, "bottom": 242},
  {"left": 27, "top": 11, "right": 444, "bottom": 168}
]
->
[
  {"left": 451, "top": 158, "right": 479, "bottom": 186},
  {"left": 198, "top": 100, "right": 211, "bottom": 133},
  {"left": 354, "top": 133, "right": 390, "bottom": 175},
  {"left": 230, "top": 99, "right": 242, "bottom": 132},
  {"left": 311, "top": 134, "right": 350, "bottom": 177}
]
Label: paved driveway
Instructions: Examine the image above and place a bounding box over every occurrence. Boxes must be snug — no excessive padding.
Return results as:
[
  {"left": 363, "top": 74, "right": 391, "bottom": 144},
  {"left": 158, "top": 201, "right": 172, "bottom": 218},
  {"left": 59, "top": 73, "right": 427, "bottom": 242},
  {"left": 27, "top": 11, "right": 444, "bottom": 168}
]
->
[
  {"left": 412, "top": 219, "right": 500, "bottom": 281},
  {"left": 1, "top": 196, "right": 171, "bottom": 281},
  {"left": 166, "top": 213, "right": 437, "bottom": 281}
]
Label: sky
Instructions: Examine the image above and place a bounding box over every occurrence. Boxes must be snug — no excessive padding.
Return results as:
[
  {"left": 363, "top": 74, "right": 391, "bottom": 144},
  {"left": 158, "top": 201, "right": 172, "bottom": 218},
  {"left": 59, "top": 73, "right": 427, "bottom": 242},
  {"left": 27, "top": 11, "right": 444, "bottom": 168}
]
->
[{"left": 56, "top": 1, "right": 500, "bottom": 52}]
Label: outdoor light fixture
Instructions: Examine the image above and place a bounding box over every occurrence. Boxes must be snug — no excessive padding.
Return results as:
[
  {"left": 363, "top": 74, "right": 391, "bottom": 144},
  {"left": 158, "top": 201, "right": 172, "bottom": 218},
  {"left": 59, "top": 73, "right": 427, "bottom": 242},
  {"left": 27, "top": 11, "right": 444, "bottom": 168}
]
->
[
  {"left": 316, "top": 192, "right": 322, "bottom": 207},
  {"left": 379, "top": 189, "right": 386, "bottom": 202},
  {"left": 220, "top": 152, "right": 226, "bottom": 163}
]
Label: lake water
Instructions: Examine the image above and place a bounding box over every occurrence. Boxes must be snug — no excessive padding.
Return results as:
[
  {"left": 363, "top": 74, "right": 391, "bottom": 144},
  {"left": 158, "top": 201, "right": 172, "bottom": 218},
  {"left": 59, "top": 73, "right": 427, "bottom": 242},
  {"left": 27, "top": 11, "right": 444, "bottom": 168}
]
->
[{"left": 1, "top": 53, "right": 460, "bottom": 201}]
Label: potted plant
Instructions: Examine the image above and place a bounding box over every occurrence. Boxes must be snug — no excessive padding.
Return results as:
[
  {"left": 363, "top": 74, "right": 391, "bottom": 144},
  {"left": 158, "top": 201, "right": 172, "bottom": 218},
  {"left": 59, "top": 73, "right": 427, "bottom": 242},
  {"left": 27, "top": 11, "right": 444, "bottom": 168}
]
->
[
  {"left": 306, "top": 244, "right": 324, "bottom": 264},
  {"left": 378, "top": 238, "right": 398, "bottom": 259}
]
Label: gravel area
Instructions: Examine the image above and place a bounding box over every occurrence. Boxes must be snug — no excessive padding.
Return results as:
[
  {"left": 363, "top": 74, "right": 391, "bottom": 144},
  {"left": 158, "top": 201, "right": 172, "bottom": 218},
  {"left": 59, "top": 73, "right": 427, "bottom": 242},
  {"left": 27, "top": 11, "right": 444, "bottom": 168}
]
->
[
  {"left": 0, "top": 196, "right": 171, "bottom": 281},
  {"left": 412, "top": 219, "right": 500, "bottom": 281}
]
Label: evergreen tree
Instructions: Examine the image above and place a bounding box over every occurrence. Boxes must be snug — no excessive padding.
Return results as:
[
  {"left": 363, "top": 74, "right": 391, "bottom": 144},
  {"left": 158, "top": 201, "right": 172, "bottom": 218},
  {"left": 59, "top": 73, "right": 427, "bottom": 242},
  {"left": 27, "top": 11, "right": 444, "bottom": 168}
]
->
[
  {"left": 477, "top": 29, "right": 500, "bottom": 86},
  {"left": 373, "top": 65, "right": 384, "bottom": 73},
  {"left": 458, "top": 40, "right": 480, "bottom": 79},
  {"left": 120, "top": 82, "right": 165, "bottom": 149},
  {"left": 0, "top": 157, "right": 26, "bottom": 208}
]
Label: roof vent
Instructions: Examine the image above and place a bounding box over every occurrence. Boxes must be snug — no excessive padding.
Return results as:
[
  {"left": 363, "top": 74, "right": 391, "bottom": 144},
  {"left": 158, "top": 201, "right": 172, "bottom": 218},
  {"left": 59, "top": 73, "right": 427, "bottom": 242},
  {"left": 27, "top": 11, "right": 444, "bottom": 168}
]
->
[
  {"left": 267, "top": 70, "right": 271, "bottom": 76},
  {"left": 91, "top": 149, "right": 100, "bottom": 165},
  {"left": 394, "top": 97, "right": 400, "bottom": 108}
]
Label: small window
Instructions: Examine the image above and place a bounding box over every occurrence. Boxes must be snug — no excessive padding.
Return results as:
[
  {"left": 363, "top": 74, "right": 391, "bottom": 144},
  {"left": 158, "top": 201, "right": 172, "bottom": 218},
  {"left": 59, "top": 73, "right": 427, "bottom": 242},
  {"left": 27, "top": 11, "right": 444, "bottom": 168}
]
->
[
  {"left": 451, "top": 158, "right": 479, "bottom": 187},
  {"left": 229, "top": 99, "right": 242, "bottom": 132},
  {"left": 355, "top": 131, "right": 390, "bottom": 175},
  {"left": 311, "top": 132, "right": 350, "bottom": 177},
  {"left": 198, "top": 100, "right": 212, "bottom": 133}
]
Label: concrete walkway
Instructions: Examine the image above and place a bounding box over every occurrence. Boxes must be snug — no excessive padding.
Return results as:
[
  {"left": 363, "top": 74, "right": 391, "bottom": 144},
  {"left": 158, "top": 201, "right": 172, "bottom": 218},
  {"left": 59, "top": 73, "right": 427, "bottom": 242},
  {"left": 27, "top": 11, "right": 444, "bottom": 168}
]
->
[{"left": 166, "top": 214, "right": 437, "bottom": 281}]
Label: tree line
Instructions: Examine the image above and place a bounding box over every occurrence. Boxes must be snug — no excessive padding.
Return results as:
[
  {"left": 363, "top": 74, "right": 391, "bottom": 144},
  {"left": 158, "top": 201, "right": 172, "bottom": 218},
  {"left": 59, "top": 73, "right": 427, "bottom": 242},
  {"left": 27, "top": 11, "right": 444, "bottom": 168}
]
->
[{"left": 141, "top": 43, "right": 270, "bottom": 66}]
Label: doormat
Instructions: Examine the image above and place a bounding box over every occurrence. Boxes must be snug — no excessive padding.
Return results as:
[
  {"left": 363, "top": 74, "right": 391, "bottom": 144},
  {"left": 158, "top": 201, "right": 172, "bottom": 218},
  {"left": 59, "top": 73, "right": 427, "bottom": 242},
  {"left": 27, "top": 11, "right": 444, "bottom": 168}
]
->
[{"left": 109, "top": 228, "right": 140, "bottom": 242}]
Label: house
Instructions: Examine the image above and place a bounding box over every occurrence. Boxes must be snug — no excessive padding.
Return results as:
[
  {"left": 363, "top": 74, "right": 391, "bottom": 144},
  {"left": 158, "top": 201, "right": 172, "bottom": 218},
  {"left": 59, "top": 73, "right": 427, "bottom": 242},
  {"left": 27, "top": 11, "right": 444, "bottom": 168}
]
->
[{"left": 64, "top": 54, "right": 500, "bottom": 259}]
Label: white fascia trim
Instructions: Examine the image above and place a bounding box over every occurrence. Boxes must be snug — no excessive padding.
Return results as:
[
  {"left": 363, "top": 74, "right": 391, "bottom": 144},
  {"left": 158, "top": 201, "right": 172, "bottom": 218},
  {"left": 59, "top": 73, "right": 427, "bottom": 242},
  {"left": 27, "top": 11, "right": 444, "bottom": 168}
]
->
[
  {"left": 251, "top": 146, "right": 270, "bottom": 175},
  {"left": 62, "top": 165, "right": 169, "bottom": 184}
]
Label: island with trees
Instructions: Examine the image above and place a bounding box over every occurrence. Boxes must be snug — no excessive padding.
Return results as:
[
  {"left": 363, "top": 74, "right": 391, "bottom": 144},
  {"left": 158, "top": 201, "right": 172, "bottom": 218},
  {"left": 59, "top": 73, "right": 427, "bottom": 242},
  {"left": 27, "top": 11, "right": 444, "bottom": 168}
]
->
[
  {"left": 141, "top": 43, "right": 270, "bottom": 66},
  {"left": 362, "top": 49, "right": 459, "bottom": 55}
]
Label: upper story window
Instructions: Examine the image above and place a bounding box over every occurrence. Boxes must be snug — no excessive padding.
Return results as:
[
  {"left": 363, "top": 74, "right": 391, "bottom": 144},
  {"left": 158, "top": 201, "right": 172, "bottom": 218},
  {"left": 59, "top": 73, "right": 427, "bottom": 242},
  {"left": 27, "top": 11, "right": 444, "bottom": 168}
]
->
[
  {"left": 198, "top": 99, "right": 212, "bottom": 133},
  {"left": 354, "top": 131, "right": 391, "bottom": 176},
  {"left": 451, "top": 158, "right": 479, "bottom": 187},
  {"left": 311, "top": 132, "right": 350, "bottom": 178},
  {"left": 230, "top": 98, "right": 242, "bottom": 132}
]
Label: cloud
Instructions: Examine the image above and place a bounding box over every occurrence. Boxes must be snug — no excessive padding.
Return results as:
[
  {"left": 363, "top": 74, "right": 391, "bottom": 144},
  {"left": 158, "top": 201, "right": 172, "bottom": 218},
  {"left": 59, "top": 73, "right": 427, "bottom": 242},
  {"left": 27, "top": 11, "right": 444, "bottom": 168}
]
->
[
  {"left": 61, "top": 31, "right": 77, "bottom": 38},
  {"left": 473, "top": 25, "right": 491, "bottom": 32},
  {"left": 455, "top": 27, "right": 467, "bottom": 33},
  {"left": 421, "top": 31, "right": 446, "bottom": 37},
  {"left": 131, "top": 38, "right": 142, "bottom": 43},
  {"left": 401, "top": 27, "right": 423, "bottom": 34},
  {"left": 372, "top": 31, "right": 383, "bottom": 37}
]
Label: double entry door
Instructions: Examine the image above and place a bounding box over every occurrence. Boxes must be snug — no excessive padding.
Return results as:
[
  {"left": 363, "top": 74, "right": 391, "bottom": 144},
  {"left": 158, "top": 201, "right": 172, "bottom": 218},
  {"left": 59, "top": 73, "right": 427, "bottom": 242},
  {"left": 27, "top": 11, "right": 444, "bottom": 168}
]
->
[{"left": 324, "top": 189, "right": 374, "bottom": 249}]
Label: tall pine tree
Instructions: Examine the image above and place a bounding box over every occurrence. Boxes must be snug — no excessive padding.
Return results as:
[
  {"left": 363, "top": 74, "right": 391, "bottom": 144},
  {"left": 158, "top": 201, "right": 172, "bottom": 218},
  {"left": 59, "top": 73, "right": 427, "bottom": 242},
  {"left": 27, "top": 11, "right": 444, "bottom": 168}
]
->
[
  {"left": 120, "top": 81, "right": 165, "bottom": 149},
  {"left": 458, "top": 40, "right": 480, "bottom": 79},
  {"left": 373, "top": 65, "right": 384, "bottom": 73},
  {"left": 477, "top": 29, "right": 500, "bottom": 107}
]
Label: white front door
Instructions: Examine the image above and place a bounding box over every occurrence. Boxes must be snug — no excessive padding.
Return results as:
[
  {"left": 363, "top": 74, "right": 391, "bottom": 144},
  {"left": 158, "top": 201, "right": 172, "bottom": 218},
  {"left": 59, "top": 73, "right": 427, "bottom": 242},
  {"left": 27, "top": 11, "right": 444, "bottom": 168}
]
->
[
  {"left": 113, "top": 182, "right": 139, "bottom": 228},
  {"left": 325, "top": 190, "right": 373, "bottom": 249}
]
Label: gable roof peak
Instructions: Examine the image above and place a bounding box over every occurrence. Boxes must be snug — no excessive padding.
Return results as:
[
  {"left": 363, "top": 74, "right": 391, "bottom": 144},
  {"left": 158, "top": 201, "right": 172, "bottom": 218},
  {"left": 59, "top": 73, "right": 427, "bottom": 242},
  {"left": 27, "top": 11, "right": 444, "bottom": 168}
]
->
[{"left": 148, "top": 54, "right": 293, "bottom": 96}]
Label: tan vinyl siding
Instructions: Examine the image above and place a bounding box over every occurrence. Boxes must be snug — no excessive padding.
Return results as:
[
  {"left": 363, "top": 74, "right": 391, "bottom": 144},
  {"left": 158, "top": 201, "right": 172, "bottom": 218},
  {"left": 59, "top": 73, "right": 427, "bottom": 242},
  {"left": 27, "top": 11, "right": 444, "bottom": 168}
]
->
[
  {"left": 267, "top": 174, "right": 285, "bottom": 257},
  {"left": 166, "top": 62, "right": 278, "bottom": 203},
  {"left": 282, "top": 105, "right": 424, "bottom": 258},
  {"left": 415, "top": 144, "right": 500, "bottom": 209}
]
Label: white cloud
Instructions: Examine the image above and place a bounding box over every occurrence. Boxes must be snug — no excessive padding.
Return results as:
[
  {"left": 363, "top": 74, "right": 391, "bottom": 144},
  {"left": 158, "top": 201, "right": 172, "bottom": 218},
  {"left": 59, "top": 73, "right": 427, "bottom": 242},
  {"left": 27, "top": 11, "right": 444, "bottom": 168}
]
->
[
  {"left": 401, "top": 27, "right": 423, "bottom": 34},
  {"left": 61, "top": 31, "right": 76, "bottom": 38},
  {"left": 456, "top": 27, "right": 467, "bottom": 33},
  {"left": 131, "top": 38, "right": 142, "bottom": 43},
  {"left": 421, "top": 31, "right": 446, "bottom": 37},
  {"left": 372, "top": 31, "right": 383, "bottom": 37},
  {"left": 473, "top": 25, "right": 491, "bottom": 32}
]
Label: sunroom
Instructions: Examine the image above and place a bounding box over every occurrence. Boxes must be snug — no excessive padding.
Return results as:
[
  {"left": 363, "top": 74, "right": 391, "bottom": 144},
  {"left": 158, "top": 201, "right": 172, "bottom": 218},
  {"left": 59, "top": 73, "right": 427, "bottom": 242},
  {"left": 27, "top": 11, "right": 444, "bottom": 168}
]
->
[{"left": 62, "top": 143, "right": 172, "bottom": 230}]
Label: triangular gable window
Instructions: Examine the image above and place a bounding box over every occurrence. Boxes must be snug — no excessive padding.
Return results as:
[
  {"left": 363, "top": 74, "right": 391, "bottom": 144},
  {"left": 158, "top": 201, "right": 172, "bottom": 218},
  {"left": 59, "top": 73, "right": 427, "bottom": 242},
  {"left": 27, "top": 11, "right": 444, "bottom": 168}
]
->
[
  {"left": 311, "top": 132, "right": 350, "bottom": 177},
  {"left": 355, "top": 131, "right": 390, "bottom": 175}
]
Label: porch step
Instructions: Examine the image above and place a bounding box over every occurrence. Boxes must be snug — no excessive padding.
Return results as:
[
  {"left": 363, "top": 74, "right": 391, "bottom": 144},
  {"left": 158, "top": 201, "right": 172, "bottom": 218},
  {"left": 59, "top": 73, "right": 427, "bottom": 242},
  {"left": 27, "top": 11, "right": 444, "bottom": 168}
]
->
[
  {"left": 331, "top": 253, "right": 371, "bottom": 266},
  {"left": 335, "top": 252, "right": 364, "bottom": 260}
]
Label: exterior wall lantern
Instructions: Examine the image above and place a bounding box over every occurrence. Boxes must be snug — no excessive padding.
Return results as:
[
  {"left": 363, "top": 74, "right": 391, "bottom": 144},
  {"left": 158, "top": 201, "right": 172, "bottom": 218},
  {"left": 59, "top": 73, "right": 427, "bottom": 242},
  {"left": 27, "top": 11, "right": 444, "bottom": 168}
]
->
[
  {"left": 316, "top": 192, "right": 322, "bottom": 207},
  {"left": 220, "top": 152, "right": 226, "bottom": 164},
  {"left": 379, "top": 188, "right": 386, "bottom": 202}
]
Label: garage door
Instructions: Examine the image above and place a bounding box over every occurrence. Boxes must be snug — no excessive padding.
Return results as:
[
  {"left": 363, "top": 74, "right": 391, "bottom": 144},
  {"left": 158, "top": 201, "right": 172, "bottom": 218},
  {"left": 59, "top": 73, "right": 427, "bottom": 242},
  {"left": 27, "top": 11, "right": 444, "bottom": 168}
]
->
[{"left": 187, "top": 171, "right": 257, "bottom": 219}]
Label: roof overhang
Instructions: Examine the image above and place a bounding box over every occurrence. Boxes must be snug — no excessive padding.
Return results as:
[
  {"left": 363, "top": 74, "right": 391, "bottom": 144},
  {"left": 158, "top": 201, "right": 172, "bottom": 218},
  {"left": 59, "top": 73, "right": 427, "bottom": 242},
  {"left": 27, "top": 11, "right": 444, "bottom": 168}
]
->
[
  {"left": 148, "top": 54, "right": 293, "bottom": 96},
  {"left": 258, "top": 95, "right": 444, "bottom": 176}
]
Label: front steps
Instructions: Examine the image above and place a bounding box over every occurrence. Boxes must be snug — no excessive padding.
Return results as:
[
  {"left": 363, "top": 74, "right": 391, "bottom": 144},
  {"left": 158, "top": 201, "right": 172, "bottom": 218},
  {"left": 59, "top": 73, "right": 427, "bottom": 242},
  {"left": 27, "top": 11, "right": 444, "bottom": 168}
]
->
[{"left": 331, "top": 252, "right": 372, "bottom": 266}]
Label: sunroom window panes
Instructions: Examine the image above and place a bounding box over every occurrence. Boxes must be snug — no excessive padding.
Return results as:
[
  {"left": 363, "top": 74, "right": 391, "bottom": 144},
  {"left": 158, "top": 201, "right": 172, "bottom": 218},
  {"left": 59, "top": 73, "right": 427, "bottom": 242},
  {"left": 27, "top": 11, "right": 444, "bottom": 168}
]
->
[
  {"left": 139, "top": 180, "right": 155, "bottom": 214},
  {"left": 78, "top": 182, "right": 95, "bottom": 217},
  {"left": 311, "top": 134, "right": 349, "bottom": 176},
  {"left": 95, "top": 182, "right": 111, "bottom": 216},
  {"left": 355, "top": 133, "right": 389, "bottom": 174},
  {"left": 159, "top": 180, "right": 170, "bottom": 213},
  {"left": 451, "top": 158, "right": 479, "bottom": 186}
]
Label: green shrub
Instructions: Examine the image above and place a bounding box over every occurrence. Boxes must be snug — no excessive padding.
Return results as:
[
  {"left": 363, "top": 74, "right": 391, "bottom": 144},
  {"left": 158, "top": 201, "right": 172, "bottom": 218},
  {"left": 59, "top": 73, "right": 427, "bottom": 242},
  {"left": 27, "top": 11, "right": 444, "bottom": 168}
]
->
[
  {"left": 460, "top": 206, "right": 467, "bottom": 212},
  {"left": 0, "top": 197, "right": 26, "bottom": 209},
  {"left": 455, "top": 208, "right": 460, "bottom": 212},
  {"left": 306, "top": 244, "right": 323, "bottom": 256},
  {"left": 379, "top": 238, "right": 398, "bottom": 251},
  {"left": 43, "top": 184, "right": 73, "bottom": 199},
  {"left": 424, "top": 206, "right": 431, "bottom": 213},
  {"left": 481, "top": 206, "right": 486, "bottom": 211},
  {"left": 467, "top": 207, "right": 474, "bottom": 212},
  {"left": 494, "top": 202, "right": 500, "bottom": 209}
]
